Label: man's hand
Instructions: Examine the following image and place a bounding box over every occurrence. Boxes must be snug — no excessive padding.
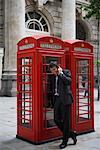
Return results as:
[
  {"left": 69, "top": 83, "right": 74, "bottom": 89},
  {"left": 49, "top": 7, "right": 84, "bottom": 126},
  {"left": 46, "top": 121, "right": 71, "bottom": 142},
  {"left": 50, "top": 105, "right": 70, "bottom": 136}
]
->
[{"left": 58, "top": 66, "right": 63, "bottom": 75}]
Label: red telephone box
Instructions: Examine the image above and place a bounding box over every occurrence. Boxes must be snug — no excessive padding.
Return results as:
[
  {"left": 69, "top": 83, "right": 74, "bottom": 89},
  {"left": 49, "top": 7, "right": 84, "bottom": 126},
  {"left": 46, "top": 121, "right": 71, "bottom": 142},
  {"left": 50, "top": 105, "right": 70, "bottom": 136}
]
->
[
  {"left": 17, "top": 37, "right": 94, "bottom": 144},
  {"left": 17, "top": 36, "right": 66, "bottom": 144},
  {"left": 64, "top": 40, "right": 94, "bottom": 134}
]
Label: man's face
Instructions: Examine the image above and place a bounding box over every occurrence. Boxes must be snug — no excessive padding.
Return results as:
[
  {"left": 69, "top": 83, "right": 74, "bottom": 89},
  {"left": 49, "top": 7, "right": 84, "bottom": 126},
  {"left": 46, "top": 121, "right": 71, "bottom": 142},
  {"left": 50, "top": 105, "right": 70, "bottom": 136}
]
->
[{"left": 50, "top": 66, "right": 58, "bottom": 75}]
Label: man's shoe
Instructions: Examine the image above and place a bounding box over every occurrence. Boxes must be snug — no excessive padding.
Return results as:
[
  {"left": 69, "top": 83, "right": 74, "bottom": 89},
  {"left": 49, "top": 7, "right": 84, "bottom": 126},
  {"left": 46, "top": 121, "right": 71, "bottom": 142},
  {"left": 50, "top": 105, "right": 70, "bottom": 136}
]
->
[
  {"left": 59, "top": 141, "right": 67, "bottom": 149},
  {"left": 73, "top": 137, "right": 77, "bottom": 145},
  {"left": 71, "top": 131, "right": 77, "bottom": 145}
]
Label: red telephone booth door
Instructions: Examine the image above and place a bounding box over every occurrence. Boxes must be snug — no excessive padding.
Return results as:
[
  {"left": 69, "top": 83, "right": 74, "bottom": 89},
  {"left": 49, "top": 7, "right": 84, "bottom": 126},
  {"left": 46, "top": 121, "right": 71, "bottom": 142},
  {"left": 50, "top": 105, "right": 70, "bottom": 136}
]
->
[
  {"left": 37, "top": 51, "right": 66, "bottom": 141},
  {"left": 17, "top": 52, "right": 35, "bottom": 140},
  {"left": 73, "top": 56, "right": 94, "bottom": 133}
]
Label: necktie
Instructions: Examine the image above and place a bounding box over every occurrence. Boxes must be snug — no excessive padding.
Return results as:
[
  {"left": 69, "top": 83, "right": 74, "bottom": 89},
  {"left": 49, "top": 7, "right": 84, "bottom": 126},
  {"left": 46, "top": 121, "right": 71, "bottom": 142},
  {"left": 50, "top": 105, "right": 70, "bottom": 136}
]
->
[{"left": 55, "top": 76, "right": 59, "bottom": 95}]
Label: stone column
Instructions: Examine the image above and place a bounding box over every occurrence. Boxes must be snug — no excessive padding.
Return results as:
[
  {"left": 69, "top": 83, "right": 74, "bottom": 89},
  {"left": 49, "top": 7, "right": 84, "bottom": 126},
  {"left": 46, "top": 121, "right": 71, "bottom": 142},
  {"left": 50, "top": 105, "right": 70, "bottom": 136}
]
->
[
  {"left": 0, "top": 48, "right": 4, "bottom": 89},
  {"left": 0, "top": 0, "right": 25, "bottom": 96},
  {"left": 61, "top": 0, "right": 76, "bottom": 40}
]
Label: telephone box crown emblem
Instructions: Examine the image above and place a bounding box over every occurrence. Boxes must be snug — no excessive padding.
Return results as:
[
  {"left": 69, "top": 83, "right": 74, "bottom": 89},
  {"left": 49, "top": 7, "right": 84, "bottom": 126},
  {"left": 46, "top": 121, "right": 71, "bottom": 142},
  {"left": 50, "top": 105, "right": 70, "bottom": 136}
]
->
[
  {"left": 50, "top": 39, "right": 53, "bottom": 43},
  {"left": 25, "top": 39, "right": 28, "bottom": 44}
]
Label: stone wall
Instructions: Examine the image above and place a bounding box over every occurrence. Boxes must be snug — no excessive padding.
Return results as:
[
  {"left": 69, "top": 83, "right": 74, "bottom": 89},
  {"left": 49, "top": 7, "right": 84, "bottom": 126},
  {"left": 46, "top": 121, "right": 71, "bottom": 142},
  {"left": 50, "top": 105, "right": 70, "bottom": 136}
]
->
[
  {"left": 88, "top": 18, "right": 98, "bottom": 76},
  {"left": 45, "top": 0, "right": 62, "bottom": 37}
]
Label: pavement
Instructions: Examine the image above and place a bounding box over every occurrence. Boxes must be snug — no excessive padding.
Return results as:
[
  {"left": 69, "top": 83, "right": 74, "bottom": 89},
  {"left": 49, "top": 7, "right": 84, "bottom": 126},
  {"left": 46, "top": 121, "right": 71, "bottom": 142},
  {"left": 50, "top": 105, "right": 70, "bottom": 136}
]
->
[{"left": 0, "top": 88, "right": 100, "bottom": 150}]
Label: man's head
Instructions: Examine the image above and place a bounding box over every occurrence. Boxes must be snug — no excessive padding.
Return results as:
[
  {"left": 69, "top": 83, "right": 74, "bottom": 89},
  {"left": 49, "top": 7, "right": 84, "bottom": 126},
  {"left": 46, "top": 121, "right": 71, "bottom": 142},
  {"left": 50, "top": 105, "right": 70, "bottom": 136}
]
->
[{"left": 49, "top": 63, "right": 59, "bottom": 75}]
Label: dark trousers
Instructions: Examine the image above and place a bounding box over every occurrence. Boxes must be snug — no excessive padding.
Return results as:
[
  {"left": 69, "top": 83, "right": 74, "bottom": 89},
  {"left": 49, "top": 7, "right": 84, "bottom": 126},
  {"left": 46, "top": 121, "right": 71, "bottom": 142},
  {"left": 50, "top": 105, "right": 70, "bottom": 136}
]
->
[{"left": 54, "top": 95, "right": 73, "bottom": 141}]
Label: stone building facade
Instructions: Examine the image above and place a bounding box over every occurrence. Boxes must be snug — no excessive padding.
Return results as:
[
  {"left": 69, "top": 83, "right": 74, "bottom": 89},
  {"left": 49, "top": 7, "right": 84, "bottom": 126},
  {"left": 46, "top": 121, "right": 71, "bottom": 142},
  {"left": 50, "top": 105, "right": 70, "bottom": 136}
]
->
[{"left": 0, "top": 0, "right": 99, "bottom": 96}]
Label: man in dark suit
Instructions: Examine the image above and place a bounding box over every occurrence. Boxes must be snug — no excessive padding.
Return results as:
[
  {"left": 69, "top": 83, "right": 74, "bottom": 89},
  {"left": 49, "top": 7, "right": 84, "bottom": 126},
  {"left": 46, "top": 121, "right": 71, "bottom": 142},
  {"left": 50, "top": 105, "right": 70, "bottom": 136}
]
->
[{"left": 49, "top": 63, "right": 77, "bottom": 149}]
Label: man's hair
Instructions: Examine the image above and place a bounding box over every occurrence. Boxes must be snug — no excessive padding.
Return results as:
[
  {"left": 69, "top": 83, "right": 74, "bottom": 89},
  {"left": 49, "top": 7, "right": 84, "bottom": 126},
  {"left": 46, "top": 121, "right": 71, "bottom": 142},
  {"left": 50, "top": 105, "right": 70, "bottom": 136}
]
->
[{"left": 49, "top": 62, "right": 59, "bottom": 69}]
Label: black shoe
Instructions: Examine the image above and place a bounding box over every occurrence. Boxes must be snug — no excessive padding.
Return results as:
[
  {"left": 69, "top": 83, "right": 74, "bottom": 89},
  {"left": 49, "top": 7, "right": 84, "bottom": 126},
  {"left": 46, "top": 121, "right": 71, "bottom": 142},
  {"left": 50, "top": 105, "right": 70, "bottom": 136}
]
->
[
  {"left": 59, "top": 141, "right": 67, "bottom": 149},
  {"left": 71, "top": 131, "right": 77, "bottom": 145},
  {"left": 73, "top": 137, "right": 77, "bottom": 145}
]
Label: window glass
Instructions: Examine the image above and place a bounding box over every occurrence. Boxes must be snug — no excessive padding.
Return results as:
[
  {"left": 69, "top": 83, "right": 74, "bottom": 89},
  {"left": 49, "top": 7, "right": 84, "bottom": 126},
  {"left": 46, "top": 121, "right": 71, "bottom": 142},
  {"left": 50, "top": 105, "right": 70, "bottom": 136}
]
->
[{"left": 25, "top": 12, "right": 49, "bottom": 32}]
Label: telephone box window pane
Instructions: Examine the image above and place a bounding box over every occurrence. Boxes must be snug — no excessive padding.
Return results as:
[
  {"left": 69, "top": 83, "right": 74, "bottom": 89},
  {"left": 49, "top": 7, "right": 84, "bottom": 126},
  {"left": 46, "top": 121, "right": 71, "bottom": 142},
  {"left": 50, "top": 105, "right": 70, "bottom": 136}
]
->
[
  {"left": 76, "top": 59, "right": 91, "bottom": 123},
  {"left": 43, "top": 56, "right": 60, "bottom": 64},
  {"left": 42, "top": 56, "right": 61, "bottom": 128},
  {"left": 18, "top": 56, "right": 32, "bottom": 128}
]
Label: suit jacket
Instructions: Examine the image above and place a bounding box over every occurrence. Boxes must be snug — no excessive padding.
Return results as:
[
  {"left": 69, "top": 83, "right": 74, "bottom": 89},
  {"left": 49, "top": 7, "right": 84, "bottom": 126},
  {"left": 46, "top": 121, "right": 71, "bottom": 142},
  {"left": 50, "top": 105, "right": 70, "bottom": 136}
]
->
[{"left": 49, "top": 69, "right": 73, "bottom": 105}]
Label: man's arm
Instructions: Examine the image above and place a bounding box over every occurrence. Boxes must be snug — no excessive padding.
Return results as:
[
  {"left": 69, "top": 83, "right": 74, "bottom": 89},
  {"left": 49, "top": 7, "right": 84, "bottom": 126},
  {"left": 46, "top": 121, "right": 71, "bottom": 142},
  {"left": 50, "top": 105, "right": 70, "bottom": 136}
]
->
[{"left": 58, "top": 69, "right": 72, "bottom": 85}]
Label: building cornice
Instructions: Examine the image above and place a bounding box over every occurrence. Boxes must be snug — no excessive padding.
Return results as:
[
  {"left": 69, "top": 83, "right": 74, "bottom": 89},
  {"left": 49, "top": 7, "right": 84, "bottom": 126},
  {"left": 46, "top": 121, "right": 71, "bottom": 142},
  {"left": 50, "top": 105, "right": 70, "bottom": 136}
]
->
[
  {"left": 33, "top": 0, "right": 54, "bottom": 6},
  {"left": 76, "top": 0, "right": 90, "bottom": 5}
]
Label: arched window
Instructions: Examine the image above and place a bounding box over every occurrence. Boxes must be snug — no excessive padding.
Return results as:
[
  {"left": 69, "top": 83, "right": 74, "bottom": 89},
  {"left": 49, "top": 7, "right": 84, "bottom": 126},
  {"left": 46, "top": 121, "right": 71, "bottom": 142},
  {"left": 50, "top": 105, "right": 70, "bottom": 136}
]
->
[
  {"left": 25, "top": 12, "right": 50, "bottom": 33},
  {"left": 76, "top": 20, "right": 86, "bottom": 40}
]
